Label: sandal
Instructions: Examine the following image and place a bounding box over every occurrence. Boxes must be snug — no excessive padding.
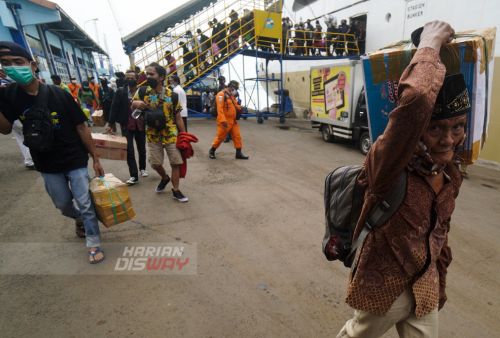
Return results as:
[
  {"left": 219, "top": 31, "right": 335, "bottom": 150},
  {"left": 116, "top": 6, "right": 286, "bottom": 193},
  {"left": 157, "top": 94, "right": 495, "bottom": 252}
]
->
[
  {"left": 89, "top": 248, "right": 105, "bottom": 264},
  {"left": 75, "top": 223, "right": 86, "bottom": 238}
]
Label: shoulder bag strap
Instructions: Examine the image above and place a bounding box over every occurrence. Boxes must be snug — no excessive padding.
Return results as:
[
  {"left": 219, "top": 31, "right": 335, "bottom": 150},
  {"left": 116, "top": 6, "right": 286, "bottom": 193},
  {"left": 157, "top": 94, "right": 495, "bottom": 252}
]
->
[
  {"left": 35, "top": 83, "right": 49, "bottom": 109},
  {"left": 138, "top": 86, "right": 147, "bottom": 101},
  {"left": 349, "top": 169, "right": 407, "bottom": 272}
]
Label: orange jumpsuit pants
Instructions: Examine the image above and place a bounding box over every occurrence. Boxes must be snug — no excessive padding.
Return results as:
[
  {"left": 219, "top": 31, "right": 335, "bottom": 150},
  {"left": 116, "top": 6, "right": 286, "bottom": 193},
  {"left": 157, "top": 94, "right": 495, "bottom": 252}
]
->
[{"left": 212, "top": 89, "right": 243, "bottom": 149}]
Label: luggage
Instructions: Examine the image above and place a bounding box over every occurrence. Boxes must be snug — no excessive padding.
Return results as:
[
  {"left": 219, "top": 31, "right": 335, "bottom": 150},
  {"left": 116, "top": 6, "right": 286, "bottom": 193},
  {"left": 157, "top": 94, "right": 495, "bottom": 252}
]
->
[
  {"left": 92, "top": 133, "right": 127, "bottom": 160},
  {"left": 362, "top": 27, "right": 496, "bottom": 165},
  {"left": 89, "top": 174, "right": 136, "bottom": 227},
  {"left": 91, "top": 110, "right": 106, "bottom": 127},
  {"left": 322, "top": 165, "right": 406, "bottom": 269}
]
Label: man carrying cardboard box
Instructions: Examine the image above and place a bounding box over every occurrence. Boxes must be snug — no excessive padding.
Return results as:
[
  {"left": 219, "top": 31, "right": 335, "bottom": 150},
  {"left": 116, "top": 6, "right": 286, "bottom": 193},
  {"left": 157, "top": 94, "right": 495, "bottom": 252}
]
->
[
  {"left": 334, "top": 21, "right": 468, "bottom": 338},
  {"left": 0, "top": 41, "right": 106, "bottom": 264},
  {"left": 106, "top": 70, "right": 148, "bottom": 185}
]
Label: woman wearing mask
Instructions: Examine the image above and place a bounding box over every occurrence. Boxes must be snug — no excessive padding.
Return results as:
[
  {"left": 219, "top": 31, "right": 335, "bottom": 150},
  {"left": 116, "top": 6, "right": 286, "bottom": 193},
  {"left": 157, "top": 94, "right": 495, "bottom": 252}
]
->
[{"left": 78, "top": 81, "right": 98, "bottom": 127}]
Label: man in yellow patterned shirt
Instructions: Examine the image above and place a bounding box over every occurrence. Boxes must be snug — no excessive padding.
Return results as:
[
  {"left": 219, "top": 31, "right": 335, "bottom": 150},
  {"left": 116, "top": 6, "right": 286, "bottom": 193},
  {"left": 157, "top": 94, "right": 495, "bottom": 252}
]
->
[{"left": 132, "top": 62, "right": 188, "bottom": 202}]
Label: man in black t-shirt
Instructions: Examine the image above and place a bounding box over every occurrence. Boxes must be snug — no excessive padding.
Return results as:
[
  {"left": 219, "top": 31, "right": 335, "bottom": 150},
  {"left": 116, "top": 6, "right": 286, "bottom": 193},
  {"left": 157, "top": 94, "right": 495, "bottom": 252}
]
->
[{"left": 0, "top": 41, "right": 106, "bottom": 264}]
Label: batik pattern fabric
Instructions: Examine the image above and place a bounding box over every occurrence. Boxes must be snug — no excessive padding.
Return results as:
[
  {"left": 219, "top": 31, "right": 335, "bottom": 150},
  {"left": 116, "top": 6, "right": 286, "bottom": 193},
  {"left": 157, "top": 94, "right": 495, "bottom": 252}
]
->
[
  {"left": 345, "top": 48, "right": 463, "bottom": 318},
  {"left": 133, "top": 86, "right": 182, "bottom": 145}
]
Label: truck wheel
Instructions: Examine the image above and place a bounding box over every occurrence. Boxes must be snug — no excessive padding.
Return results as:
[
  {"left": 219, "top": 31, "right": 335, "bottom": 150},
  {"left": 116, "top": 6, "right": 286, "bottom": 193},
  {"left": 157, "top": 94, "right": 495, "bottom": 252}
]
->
[
  {"left": 321, "top": 124, "right": 335, "bottom": 142},
  {"left": 258, "top": 117, "right": 264, "bottom": 124},
  {"left": 359, "top": 131, "right": 371, "bottom": 155},
  {"left": 263, "top": 116, "right": 268, "bottom": 120},
  {"left": 242, "top": 116, "right": 248, "bottom": 120}
]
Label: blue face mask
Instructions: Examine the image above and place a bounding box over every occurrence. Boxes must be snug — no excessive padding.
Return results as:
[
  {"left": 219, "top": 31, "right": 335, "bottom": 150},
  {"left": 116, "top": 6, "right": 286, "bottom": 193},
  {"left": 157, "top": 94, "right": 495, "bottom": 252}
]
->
[{"left": 3, "top": 65, "right": 35, "bottom": 86}]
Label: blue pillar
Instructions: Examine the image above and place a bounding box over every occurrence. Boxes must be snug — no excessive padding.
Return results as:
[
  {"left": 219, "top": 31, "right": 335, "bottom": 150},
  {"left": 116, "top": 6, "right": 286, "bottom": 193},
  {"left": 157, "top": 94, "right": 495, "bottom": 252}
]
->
[
  {"left": 71, "top": 44, "right": 83, "bottom": 83},
  {"left": 5, "top": 2, "right": 29, "bottom": 50},
  {"left": 58, "top": 36, "right": 72, "bottom": 79},
  {"left": 40, "top": 26, "right": 57, "bottom": 76}
]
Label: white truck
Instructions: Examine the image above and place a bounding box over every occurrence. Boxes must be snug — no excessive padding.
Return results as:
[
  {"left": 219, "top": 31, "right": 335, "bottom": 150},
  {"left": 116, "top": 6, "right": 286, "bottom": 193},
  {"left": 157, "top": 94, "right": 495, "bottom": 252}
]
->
[{"left": 310, "top": 59, "right": 371, "bottom": 155}]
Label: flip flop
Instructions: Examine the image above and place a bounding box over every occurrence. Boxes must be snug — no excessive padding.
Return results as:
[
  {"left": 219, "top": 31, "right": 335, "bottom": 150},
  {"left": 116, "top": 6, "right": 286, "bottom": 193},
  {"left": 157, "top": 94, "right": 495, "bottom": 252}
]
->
[
  {"left": 89, "top": 248, "right": 105, "bottom": 264},
  {"left": 75, "top": 223, "right": 86, "bottom": 238}
]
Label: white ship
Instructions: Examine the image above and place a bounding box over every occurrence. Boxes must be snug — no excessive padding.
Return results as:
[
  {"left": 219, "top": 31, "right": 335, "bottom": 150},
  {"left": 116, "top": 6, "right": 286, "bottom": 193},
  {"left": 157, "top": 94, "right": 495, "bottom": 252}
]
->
[
  {"left": 259, "top": 0, "right": 500, "bottom": 162},
  {"left": 262, "top": 0, "right": 499, "bottom": 113}
]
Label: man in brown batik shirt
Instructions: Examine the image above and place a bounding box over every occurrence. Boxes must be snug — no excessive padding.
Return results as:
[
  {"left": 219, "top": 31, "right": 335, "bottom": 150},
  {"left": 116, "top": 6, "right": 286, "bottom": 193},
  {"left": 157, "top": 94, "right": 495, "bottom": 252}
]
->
[{"left": 336, "top": 21, "right": 469, "bottom": 338}]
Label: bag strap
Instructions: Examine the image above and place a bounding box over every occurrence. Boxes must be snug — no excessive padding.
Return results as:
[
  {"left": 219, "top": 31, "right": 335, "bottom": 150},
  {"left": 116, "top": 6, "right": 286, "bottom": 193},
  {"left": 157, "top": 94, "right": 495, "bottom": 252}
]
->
[
  {"left": 35, "top": 82, "right": 49, "bottom": 109},
  {"left": 348, "top": 169, "right": 407, "bottom": 272},
  {"left": 138, "top": 86, "right": 147, "bottom": 101},
  {"left": 170, "top": 90, "right": 179, "bottom": 109}
]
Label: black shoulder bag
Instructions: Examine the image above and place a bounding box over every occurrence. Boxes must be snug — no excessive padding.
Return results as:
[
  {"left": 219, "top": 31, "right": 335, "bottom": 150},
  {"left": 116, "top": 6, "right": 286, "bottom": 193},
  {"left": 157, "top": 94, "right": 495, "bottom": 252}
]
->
[{"left": 11, "top": 83, "right": 54, "bottom": 152}]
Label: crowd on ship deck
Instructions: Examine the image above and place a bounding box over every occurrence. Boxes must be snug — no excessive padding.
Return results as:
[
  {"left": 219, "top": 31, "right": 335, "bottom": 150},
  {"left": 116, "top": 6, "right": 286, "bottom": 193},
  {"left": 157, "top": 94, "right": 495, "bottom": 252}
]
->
[{"left": 155, "top": 11, "right": 365, "bottom": 85}]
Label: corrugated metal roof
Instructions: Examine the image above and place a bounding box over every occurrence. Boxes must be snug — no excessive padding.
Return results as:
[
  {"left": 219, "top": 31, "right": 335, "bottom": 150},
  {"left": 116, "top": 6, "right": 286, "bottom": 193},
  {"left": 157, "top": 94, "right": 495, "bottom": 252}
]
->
[{"left": 122, "top": 0, "right": 214, "bottom": 52}]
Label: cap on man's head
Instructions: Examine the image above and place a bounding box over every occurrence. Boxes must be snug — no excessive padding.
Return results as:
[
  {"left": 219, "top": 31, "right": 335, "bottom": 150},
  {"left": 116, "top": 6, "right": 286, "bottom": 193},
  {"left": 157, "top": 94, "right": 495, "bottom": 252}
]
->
[
  {"left": 228, "top": 80, "right": 240, "bottom": 90},
  {"left": 70, "top": 76, "right": 76, "bottom": 80},
  {"left": 88, "top": 76, "right": 94, "bottom": 80},
  {"left": 0, "top": 41, "right": 33, "bottom": 62},
  {"left": 218, "top": 75, "right": 226, "bottom": 81},
  {"left": 432, "top": 73, "right": 471, "bottom": 120}
]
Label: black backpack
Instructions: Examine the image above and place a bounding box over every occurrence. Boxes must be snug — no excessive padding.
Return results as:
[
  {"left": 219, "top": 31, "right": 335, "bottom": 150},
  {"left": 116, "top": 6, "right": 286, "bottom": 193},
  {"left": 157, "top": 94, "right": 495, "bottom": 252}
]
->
[
  {"left": 210, "top": 90, "right": 241, "bottom": 120},
  {"left": 6, "top": 82, "right": 54, "bottom": 152},
  {"left": 322, "top": 165, "right": 407, "bottom": 270},
  {"left": 138, "top": 86, "right": 179, "bottom": 130},
  {"left": 210, "top": 90, "right": 226, "bottom": 118}
]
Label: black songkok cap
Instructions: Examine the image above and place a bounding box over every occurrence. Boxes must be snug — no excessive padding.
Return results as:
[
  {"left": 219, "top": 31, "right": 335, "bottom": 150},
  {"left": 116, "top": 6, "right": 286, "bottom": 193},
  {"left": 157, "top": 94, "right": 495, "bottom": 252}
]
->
[{"left": 432, "top": 73, "right": 471, "bottom": 120}]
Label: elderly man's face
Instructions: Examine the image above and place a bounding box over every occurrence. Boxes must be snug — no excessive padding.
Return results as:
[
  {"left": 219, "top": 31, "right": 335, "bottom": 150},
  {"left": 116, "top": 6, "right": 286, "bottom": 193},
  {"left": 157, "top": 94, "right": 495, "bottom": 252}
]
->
[{"left": 422, "top": 115, "right": 467, "bottom": 165}]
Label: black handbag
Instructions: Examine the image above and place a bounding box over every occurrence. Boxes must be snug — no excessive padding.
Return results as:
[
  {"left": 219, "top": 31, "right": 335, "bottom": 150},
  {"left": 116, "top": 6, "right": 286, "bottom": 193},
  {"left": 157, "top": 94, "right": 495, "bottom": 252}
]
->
[{"left": 144, "top": 107, "right": 167, "bottom": 130}]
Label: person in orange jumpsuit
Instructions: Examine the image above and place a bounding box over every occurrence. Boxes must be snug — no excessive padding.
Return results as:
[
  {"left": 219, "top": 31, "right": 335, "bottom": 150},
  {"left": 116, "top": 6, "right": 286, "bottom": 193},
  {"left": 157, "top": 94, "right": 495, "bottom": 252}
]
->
[
  {"left": 209, "top": 80, "right": 249, "bottom": 160},
  {"left": 67, "top": 76, "right": 81, "bottom": 103},
  {"left": 88, "top": 76, "right": 101, "bottom": 111}
]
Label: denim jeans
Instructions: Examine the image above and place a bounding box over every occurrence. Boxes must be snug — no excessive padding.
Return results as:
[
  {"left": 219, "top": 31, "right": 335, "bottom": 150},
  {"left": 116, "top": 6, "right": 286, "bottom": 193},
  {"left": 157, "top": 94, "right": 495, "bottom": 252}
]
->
[
  {"left": 82, "top": 102, "right": 94, "bottom": 115},
  {"left": 41, "top": 167, "right": 101, "bottom": 247}
]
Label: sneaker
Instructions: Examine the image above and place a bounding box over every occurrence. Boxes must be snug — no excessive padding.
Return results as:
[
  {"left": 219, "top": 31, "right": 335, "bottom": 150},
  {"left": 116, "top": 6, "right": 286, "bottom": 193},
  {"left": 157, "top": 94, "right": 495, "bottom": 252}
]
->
[
  {"left": 141, "top": 170, "right": 149, "bottom": 177},
  {"left": 155, "top": 176, "right": 170, "bottom": 193},
  {"left": 126, "top": 177, "right": 139, "bottom": 185},
  {"left": 172, "top": 189, "right": 188, "bottom": 202},
  {"left": 25, "top": 164, "right": 36, "bottom": 170}
]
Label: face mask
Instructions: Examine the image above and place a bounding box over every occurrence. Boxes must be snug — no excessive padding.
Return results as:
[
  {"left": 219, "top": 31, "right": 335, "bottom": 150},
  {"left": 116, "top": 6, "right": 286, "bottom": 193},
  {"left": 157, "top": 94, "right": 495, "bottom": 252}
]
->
[
  {"left": 71, "top": 80, "right": 76, "bottom": 83},
  {"left": 126, "top": 79, "right": 137, "bottom": 87},
  {"left": 3, "top": 65, "right": 35, "bottom": 86},
  {"left": 147, "top": 78, "right": 159, "bottom": 88},
  {"left": 231, "top": 89, "right": 237, "bottom": 95},
  {"left": 83, "top": 86, "right": 90, "bottom": 89}
]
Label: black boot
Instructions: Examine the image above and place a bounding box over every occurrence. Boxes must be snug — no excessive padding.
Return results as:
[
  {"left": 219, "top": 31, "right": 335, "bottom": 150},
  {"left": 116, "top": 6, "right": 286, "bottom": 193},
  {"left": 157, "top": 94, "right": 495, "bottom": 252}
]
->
[
  {"left": 209, "top": 147, "right": 217, "bottom": 159},
  {"left": 235, "top": 148, "right": 249, "bottom": 160}
]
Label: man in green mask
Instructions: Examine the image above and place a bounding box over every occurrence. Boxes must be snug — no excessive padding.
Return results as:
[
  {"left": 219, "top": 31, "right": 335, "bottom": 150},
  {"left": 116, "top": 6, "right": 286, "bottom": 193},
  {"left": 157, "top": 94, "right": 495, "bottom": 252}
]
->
[{"left": 0, "top": 41, "right": 107, "bottom": 264}]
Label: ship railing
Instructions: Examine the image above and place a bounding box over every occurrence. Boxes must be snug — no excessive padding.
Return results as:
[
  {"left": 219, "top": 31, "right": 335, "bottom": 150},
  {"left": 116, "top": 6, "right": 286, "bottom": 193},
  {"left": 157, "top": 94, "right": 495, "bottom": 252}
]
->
[
  {"left": 284, "top": 30, "right": 359, "bottom": 56},
  {"left": 131, "top": 0, "right": 281, "bottom": 87}
]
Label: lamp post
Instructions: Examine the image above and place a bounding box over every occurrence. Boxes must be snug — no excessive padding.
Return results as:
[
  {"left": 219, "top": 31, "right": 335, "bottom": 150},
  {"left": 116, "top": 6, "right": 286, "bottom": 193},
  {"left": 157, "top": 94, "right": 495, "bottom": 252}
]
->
[{"left": 84, "top": 18, "right": 99, "bottom": 41}]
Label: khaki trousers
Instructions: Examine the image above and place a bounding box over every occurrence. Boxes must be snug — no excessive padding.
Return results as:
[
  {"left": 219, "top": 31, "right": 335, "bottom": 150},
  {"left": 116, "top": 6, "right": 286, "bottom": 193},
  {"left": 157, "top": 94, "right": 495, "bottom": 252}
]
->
[{"left": 336, "top": 287, "right": 438, "bottom": 338}]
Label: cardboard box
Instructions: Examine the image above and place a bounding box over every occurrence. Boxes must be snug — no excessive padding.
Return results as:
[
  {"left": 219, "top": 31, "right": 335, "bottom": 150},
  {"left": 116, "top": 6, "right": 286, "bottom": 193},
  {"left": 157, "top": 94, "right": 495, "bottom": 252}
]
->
[
  {"left": 362, "top": 27, "right": 496, "bottom": 164},
  {"left": 92, "top": 133, "right": 128, "bottom": 161},
  {"left": 89, "top": 174, "right": 136, "bottom": 227},
  {"left": 91, "top": 110, "right": 107, "bottom": 127}
]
